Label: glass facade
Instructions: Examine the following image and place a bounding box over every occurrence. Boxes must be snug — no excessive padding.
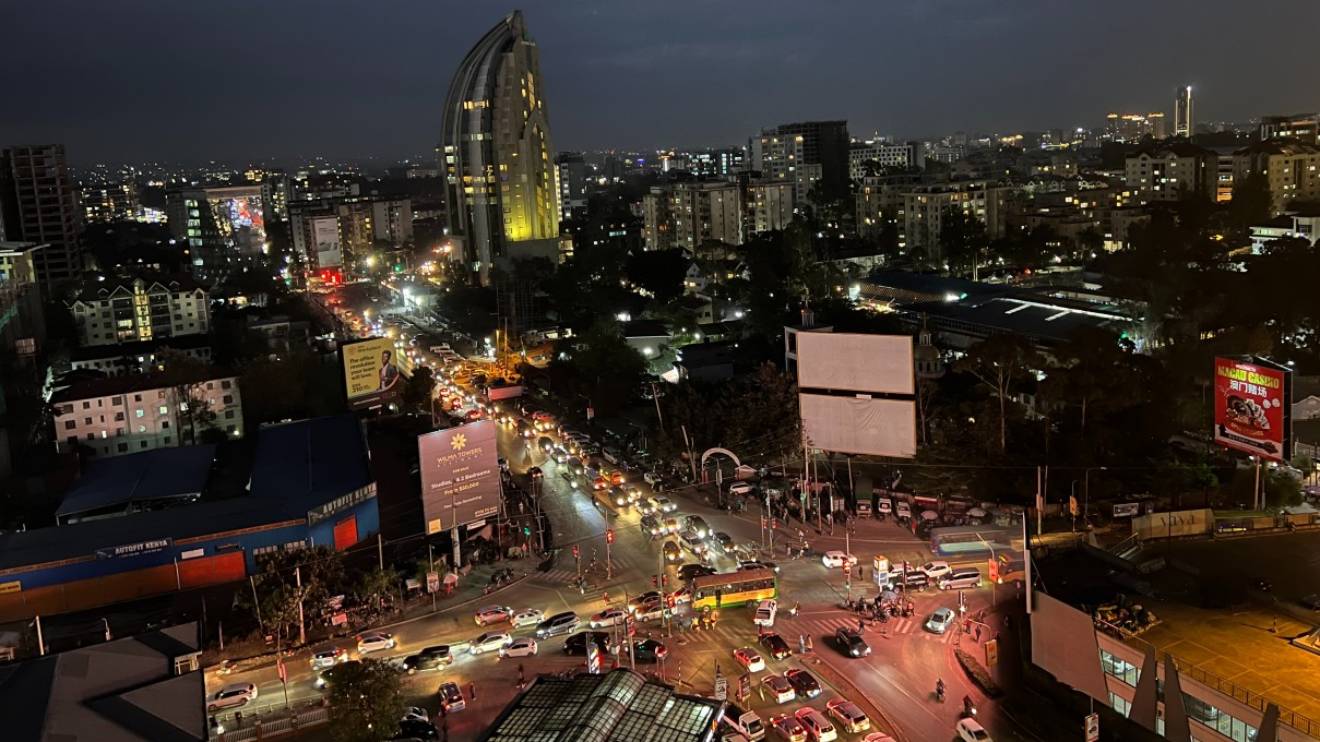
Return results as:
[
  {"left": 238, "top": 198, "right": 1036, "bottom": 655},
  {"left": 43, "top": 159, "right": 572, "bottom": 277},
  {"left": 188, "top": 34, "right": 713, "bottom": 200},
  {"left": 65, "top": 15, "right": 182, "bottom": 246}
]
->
[
  {"left": 1099, "top": 649, "right": 1140, "bottom": 686},
  {"left": 1183, "top": 693, "right": 1258, "bottom": 742}
]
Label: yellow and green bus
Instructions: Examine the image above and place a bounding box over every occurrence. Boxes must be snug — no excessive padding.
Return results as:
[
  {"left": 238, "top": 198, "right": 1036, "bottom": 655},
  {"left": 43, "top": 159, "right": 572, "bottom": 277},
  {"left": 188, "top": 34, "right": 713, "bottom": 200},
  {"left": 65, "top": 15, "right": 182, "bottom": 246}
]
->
[{"left": 690, "top": 568, "right": 777, "bottom": 610}]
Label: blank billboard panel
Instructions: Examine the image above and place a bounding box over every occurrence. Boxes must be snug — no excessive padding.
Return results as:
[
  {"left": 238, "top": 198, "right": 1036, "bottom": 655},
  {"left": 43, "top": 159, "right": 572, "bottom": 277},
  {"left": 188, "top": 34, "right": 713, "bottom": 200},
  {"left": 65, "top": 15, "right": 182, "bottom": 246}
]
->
[
  {"left": 796, "top": 333, "right": 913, "bottom": 395},
  {"left": 1029, "top": 592, "right": 1110, "bottom": 703},
  {"left": 799, "top": 393, "right": 916, "bottom": 458}
]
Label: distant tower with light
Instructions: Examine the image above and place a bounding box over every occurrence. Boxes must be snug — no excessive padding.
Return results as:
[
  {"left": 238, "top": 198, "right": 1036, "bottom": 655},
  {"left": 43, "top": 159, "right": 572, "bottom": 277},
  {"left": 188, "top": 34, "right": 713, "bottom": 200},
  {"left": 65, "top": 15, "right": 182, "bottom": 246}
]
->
[{"left": 1174, "top": 85, "right": 1193, "bottom": 138}]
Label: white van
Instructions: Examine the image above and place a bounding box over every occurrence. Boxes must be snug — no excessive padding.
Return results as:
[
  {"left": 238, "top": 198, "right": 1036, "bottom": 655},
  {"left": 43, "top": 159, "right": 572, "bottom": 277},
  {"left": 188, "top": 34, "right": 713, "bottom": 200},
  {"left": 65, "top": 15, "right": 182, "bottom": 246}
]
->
[
  {"left": 753, "top": 599, "right": 777, "bottom": 627},
  {"left": 938, "top": 568, "right": 983, "bottom": 590},
  {"left": 876, "top": 498, "right": 893, "bottom": 516},
  {"left": 895, "top": 502, "right": 912, "bottom": 521}
]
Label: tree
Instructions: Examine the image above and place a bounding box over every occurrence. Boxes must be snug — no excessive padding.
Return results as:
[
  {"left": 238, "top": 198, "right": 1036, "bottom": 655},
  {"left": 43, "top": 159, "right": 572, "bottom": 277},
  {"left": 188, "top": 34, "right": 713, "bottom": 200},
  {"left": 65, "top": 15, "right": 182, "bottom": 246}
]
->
[
  {"left": 354, "top": 567, "right": 400, "bottom": 616},
  {"left": 155, "top": 349, "right": 219, "bottom": 445},
  {"left": 954, "top": 334, "right": 1040, "bottom": 453},
  {"left": 1230, "top": 171, "right": 1272, "bottom": 228},
  {"left": 324, "top": 658, "right": 407, "bottom": 742},
  {"left": 244, "top": 547, "right": 346, "bottom": 645},
  {"left": 402, "top": 366, "right": 434, "bottom": 413},
  {"left": 626, "top": 249, "right": 688, "bottom": 303},
  {"left": 548, "top": 319, "right": 647, "bottom": 417},
  {"left": 938, "top": 207, "right": 986, "bottom": 276}
]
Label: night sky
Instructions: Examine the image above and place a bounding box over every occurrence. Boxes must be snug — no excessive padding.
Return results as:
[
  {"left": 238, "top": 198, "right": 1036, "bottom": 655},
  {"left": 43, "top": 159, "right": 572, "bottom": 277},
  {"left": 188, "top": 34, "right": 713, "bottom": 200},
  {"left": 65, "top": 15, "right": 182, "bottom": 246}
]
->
[{"left": 4, "top": 0, "right": 1317, "bottom": 166}]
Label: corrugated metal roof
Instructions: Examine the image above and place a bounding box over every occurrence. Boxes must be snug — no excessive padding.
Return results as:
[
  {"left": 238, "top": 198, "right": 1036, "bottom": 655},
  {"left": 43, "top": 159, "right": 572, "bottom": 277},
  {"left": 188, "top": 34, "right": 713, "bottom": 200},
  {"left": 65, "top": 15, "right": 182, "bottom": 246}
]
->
[{"left": 57, "top": 445, "right": 215, "bottom": 519}]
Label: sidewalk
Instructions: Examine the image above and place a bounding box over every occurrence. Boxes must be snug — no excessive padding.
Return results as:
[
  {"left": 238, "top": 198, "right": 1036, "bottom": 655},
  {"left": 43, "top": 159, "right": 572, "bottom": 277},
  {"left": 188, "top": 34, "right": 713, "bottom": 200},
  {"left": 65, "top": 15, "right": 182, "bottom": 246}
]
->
[{"left": 204, "top": 557, "right": 541, "bottom": 673}]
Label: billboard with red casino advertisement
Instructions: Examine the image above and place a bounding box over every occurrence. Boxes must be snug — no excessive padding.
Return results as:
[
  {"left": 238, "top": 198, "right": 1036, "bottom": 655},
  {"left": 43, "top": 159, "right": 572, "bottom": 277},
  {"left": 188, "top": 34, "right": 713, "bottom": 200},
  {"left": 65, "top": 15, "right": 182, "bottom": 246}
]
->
[{"left": 1213, "top": 356, "right": 1291, "bottom": 462}]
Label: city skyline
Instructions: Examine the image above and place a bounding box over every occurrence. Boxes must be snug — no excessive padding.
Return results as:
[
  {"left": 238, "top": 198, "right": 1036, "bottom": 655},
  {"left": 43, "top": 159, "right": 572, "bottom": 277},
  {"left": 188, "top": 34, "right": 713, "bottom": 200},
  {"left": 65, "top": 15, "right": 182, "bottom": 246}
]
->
[{"left": 3, "top": 1, "right": 1318, "bottom": 165}]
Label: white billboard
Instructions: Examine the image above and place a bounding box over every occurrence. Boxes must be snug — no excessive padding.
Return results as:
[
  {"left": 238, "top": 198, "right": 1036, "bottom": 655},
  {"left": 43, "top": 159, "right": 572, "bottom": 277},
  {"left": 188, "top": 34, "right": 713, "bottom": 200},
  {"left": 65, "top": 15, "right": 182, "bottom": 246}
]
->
[
  {"left": 799, "top": 393, "right": 916, "bottom": 458},
  {"left": 313, "top": 216, "right": 342, "bottom": 269},
  {"left": 796, "top": 333, "right": 913, "bottom": 395}
]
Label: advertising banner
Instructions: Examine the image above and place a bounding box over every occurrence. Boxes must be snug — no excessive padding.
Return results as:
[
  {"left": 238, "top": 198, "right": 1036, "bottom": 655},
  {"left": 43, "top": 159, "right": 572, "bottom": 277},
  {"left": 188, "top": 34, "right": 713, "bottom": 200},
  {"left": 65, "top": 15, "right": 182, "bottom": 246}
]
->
[
  {"left": 419, "top": 421, "right": 501, "bottom": 534},
  {"left": 1213, "top": 356, "right": 1291, "bottom": 462},
  {"left": 342, "top": 337, "right": 402, "bottom": 410},
  {"left": 312, "top": 216, "right": 342, "bottom": 269}
]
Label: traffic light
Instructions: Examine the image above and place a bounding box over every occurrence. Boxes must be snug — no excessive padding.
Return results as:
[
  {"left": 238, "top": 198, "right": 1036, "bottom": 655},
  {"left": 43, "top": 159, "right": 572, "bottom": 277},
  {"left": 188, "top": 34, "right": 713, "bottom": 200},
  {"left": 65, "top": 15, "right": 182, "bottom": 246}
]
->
[
  {"left": 651, "top": 576, "right": 658, "bottom": 588},
  {"left": 523, "top": 526, "right": 531, "bottom": 536},
  {"left": 661, "top": 574, "right": 668, "bottom": 587},
  {"left": 606, "top": 529, "right": 615, "bottom": 544},
  {"left": 572, "top": 545, "right": 580, "bottom": 558}
]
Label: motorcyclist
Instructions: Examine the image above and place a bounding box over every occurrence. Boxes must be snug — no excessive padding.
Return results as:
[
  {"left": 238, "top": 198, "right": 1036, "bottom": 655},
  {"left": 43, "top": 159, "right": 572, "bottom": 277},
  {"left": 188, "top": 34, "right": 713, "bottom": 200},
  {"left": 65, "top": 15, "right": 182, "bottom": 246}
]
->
[
  {"left": 935, "top": 678, "right": 946, "bottom": 700},
  {"left": 963, "top": 695, "right": 976, "bottom": 716}
]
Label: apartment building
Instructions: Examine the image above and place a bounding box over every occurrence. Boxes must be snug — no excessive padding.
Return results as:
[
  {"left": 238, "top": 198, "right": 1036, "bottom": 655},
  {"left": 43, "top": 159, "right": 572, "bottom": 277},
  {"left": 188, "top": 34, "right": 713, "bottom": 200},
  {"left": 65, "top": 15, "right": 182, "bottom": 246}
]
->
[
  {"left": 746, "top": 180, "right": 796, "bottom": 235},
  {"left": 1124, "top": 144, "right": 1218, "bottom": 203},
  {"left": 903, "top": 182, "right": 1010, "bottom": 261},
  {"left": 1233, "top": 140, "right": 1320, "bottom": 216},
  {"left": 51, "top": 371, "right": 243, "bottom": 457},
  {"left": 68, "top": 273, "right": 210, "bottom": 348},
  {"left": 642, "top": 182, "right": 743, "bottom": 251}
]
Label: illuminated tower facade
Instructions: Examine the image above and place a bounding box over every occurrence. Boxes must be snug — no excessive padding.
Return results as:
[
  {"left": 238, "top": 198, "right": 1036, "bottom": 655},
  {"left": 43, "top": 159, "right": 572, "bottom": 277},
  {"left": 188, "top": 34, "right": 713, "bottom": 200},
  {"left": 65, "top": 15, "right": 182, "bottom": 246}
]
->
[
  {"left": 1174, "top": 85, "right": 1193, "bottom": 138},
  {"left": 441, "top": 11, "right": 559, "bottom": 285}
]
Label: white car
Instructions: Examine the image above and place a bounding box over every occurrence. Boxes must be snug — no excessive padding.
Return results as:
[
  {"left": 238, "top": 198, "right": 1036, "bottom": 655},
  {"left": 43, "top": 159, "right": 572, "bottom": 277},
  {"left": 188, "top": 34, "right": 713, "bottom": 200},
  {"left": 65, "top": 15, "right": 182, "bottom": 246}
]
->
[
  {"left": 733, "top": 647, "right": 766, "bottom": 672},
  {"left": 876, "top": 498, "right": 893, "bottom": 515},
  {"left": 821, "top": 551, "right": 858, "bottom": 569},
  {"left": 762, "top": 674, "right": 796, "bottom": 704},
  {"left": 956, "top": 718, "right": 992, "bottom": 742},
  {"left": 310, "top": 647, "right": 348, "bottom": 670},
  {"left": 895, "top": 502, "right": 912, "bottom": 520},
  {"left": 470, "top": 631, "right": 513, "bottom": 654},
  {"left": 654, "top": 496, "right": 678, "bottom": 513},
  {"left": 590, "top": 609, "right": 628, "bottom": 628},
  {"left": 475, "top": 605, "right": 513, "bottom": 626},
  {"left": 728, "top": 481, "right": 754, "bottom": 496},
  {"left": 500, "top": 637, "right": 539, "bottom": 658},
  {"left": 512, "top": 608, "right": 546, "bottom": 628},
  {"left": 356, "top": 632, "right": 396, "bottom": 654},
  {"left": 207, "top": 682, "right": 257, "bottom": 712},
  {"left": 794, "top": 708, "right": 838, "bottom": 742},
  {"left": 401, "top": 706, "right": 429, "bottom": 723},
  {"left": 925, "top": 607, "right": 957, "bottom": 634},
  {"left": 921, "top": 561, "right": 952, "bottom": 579}
]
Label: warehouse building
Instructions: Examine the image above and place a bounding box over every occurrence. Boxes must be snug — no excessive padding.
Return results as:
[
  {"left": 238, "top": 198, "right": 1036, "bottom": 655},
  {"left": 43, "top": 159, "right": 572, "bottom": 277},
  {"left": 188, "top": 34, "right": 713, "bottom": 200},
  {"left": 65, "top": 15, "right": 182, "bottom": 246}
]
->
[{"left": 0, "top": 415, "right": 378, "bottom": 622}]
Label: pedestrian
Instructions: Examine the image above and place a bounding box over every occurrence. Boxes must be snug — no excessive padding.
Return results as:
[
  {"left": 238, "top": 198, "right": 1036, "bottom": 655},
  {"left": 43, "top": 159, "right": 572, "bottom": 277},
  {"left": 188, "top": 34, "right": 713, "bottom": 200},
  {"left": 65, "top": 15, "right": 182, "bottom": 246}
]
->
[
  {"left": 518, "top": 663, "right": 525, "bottom": 685},
  {"left": 857, "top": 618, "right": 865, "bottom": 633},
  {"left": 468, "top": 682, "right": 476, "bottom": 700},
  {"left": 1270, "top": 619, "right": 1278, "bottom": 634}
]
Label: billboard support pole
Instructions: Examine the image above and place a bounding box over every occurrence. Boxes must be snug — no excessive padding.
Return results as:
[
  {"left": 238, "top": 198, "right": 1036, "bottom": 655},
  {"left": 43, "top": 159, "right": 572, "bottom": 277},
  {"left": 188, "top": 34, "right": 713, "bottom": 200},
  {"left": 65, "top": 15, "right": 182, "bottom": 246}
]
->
[
  {"left": 1254, "top": 457, "right": 1263, "bottom": 511},
  {"left": 451, "top": 525, "right": 461, "bottom": 574},
  {"left": 429, "top": 544, "right": 437, "bottom": 613},
  {"left": 377, "top": 533, "right": 384, "bottom": 571}
]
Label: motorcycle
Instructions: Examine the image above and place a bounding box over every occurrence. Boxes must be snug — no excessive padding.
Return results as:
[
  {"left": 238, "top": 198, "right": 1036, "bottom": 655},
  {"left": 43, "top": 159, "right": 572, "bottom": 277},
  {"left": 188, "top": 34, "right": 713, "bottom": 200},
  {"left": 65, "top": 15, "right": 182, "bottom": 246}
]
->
[
  {"left": 935, "top": 681, "right": 946, "bottom": 702},
  {"left": 962, "top": 696, "right": 977, "bottom": 718}
]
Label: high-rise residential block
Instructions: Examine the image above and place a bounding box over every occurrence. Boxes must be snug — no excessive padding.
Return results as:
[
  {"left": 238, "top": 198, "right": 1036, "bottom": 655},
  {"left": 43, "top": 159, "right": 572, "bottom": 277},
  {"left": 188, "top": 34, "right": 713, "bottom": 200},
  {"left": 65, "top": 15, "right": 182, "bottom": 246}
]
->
[
  {"left": 746, "top": 180, "right": 796, "bottom": 235},
  {"left": 0, "top": 145, "right": 83, "bottom": 293},
  {"left": 1233, "top": 140, "right": 1320, "bottom": 216},
  {"left": 165, "top": 185, "right": 267, "bottom": 281},
  {"left": 1259, "top": 114, "right": 1320, "bottom": 145},
  {"left": 754, "top": 121, "right": 850, "bottom": 202},
  {"left": 642, "top": 182, "right": 743, "bottom": 251},
  {"left": 557, "top": 152, "right": 588, "bottom": 221},
  {"left": 1124, "top": 144, "right": 1218, "bottom": 203},
  {"left": 848, "top": 140, "right": 924, "bottom": 180},
  {"left": 441, "top": 11, "right": 559, "bottom": 284},
  {"left": 901, "top": 182, "right": 1010, "bottom": 262},
  {"left": 67, "top": 272, "right": 210, "bottom": 347}
]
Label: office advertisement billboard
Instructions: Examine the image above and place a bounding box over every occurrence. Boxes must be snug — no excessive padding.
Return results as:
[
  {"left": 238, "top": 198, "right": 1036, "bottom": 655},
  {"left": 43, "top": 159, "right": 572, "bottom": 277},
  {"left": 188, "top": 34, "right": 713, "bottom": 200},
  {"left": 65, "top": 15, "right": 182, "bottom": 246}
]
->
[
  {"left": 342, "top": 337, "right": 402, "bottom": 410},
  {"left": 1213, "top": 356, "right": 1291, "bottom": 462},
  {"left": 419, "top": 421, "right": 501, "bottom": 534}
]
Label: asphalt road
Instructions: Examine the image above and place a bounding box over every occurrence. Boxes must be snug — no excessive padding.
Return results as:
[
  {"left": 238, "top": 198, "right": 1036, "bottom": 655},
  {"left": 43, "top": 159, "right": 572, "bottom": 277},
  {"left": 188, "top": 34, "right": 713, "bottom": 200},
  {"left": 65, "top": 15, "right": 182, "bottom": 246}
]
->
[{"left": 219, "top": 291, "right": 1051, "bottom": 741}]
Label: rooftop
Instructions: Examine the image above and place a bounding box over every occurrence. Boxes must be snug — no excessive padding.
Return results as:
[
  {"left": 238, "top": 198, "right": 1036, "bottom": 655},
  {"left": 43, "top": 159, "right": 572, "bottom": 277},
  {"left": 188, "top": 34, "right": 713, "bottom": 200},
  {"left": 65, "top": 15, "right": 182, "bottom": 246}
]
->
[
  {"left": 900, "top": 295, "right": 1130, "bottom": 346},
  {"left": 70, "top": 272, "right": 205, "bottom": 304},
  {"left": 57, "top": 445, "right": 215, "bottom": 521},
  {"left": 481, "top": 668, "right": 723, "bottom": 742},
  {"left": 0, "top": 416, "right": 370, "bottom": 573},
  {"left": 621, "top": 320, "right": 671, "bottom": 339},
  {"left": 0, "top": 622, "right": 204, "bottom": 742},
  {"left": 50, "top": 369, "right": 234, "bottom": 405},
  {"left": 69, "top": 333, "right": 212, "bottom": 363}
]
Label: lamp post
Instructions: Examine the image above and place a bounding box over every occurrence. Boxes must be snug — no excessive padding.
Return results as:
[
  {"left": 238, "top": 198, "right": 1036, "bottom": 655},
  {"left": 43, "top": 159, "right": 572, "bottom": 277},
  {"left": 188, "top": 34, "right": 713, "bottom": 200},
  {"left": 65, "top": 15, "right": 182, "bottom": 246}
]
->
[{"left": 1083, "top": 466, "right": 1106, "bottom": 530}]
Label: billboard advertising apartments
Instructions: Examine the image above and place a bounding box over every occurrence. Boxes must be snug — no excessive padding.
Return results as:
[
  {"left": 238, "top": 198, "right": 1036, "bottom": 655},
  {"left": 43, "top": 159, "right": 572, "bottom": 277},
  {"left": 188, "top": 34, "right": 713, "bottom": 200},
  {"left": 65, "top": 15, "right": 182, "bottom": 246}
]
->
[
  {"left": 342, "top": 337, "right": 402, "bottom": 410},
  {"left": 1213, "top": 356, "right": 1291, "bottom": 462},
  {"left": 419, "top": 421, "right": 501, "bottom": 534}
]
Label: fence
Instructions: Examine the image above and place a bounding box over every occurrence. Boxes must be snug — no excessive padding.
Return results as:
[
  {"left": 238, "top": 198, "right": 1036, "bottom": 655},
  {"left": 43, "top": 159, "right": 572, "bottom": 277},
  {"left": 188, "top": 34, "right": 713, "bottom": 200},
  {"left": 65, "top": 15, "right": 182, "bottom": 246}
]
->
[
  {"left": 1095, "top": 619, "right": 1319, "bottom": 738},
  {"left": 213, "top": 702, "right": 329, "bottom": 741}
]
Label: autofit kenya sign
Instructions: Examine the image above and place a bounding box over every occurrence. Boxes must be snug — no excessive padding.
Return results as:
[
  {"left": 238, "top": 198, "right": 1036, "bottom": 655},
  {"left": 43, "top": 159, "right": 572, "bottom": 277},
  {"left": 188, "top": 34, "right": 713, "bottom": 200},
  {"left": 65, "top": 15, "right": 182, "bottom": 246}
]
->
[
  {"left": 419, "top": 421, "right": 501, "bottom": 534},
  {"left": 1214, "top": 356, "right": 1292, "bottom": 462}
]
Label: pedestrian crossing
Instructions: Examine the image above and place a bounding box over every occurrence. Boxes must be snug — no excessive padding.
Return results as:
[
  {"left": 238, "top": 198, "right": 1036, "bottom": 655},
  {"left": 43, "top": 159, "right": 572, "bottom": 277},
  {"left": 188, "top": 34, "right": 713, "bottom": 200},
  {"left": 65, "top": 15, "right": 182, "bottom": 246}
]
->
[{"left": 674, "top": 612, "right": 961, "bottom": 647}]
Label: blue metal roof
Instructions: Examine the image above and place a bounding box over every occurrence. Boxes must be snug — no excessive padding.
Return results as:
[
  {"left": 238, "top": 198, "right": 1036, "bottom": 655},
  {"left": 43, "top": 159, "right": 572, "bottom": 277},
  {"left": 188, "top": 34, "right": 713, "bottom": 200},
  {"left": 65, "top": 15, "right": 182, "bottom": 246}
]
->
[
  {"left": 56, "top": 445, "right": 216, "bottom": 520},
  {"left": 249, "top": 414, "right": 372, "bottom": 509}
]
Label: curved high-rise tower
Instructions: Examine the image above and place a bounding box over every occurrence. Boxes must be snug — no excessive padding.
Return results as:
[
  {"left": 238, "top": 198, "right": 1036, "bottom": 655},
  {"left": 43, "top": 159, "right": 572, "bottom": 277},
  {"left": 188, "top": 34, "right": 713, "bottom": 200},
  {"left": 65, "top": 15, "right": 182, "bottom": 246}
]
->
[{"left": 441, "top": 10, "right": 559, "bottom": 285}]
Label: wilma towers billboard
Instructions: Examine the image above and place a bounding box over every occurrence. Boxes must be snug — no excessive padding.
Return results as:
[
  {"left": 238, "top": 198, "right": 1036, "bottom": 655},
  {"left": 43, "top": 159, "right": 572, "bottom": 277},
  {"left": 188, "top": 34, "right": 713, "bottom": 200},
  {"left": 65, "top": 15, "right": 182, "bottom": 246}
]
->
[{"left": 419, "top": 421, "right": 501, "bottom": 534}]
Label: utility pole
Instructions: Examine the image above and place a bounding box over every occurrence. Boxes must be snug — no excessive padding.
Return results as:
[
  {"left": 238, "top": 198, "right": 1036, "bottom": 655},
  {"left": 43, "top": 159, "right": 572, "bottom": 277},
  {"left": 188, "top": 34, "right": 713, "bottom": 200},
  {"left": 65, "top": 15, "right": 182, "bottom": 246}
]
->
[
  {"left": 295, "top": 566, "right": 306, "bottom": 646},
  {"left": 1035, "top": 466, "right": 1043, "bottom": 535},
  {"left": 377, "top": 533, "right": 385, "bottom": 571},
  {"left": 451, "top": 524, "right": 461, "bottom": 575},
  {"left": 250, "top": 575, "right": 265, "bottom": 636},
  {"left": 35, "top": 614, "right": 45, "bottom": 656},
  {"left": 429, "top": 543, "right": 437, "bottom": 612},
  {"left": 606, "top": 533, "right": 613, "bottom": 580}
]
